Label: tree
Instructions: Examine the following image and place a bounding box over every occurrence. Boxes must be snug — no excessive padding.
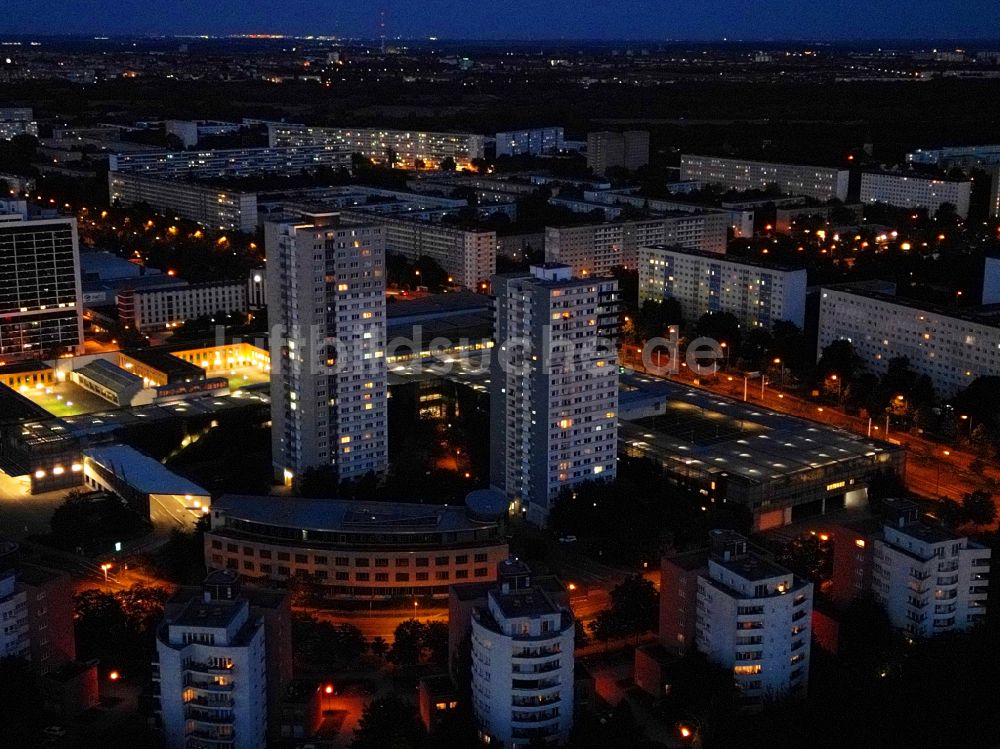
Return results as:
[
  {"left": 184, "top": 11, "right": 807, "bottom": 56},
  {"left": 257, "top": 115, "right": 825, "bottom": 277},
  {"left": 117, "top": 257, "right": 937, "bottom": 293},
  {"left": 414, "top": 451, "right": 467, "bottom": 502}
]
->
[
  {"left": 962, "top": 490, "right": 997, "bottom": 526},
  {"left": 695, "top": 312, "right": 742, "bottom": 352},
  {"left": 816, "top": 339, "right": 864, "bottom": 382},
  {"left": 440, "top": 156, "right": 456, "bottom": 172},
  {"left": 388, "top": 618, "right": 427, "bottom": 666},
  {"left": 608, "top": 574, "right": 659, "bottom": 642},
  {"left": 424, "top": 621, "right": 450, "bottom": 667},
  {"left": 369, "top": 635, "right": 389, "bottom": 660},
  {"left": 351, "top": 696, "right": 421, "bottom": 749}
]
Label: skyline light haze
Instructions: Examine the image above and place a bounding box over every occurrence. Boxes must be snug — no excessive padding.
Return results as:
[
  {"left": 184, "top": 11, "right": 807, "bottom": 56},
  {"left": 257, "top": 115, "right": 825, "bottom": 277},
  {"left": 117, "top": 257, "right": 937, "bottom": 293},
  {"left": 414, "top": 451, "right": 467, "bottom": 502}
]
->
[{"left": 2, "top": 1, "right": 999, "bottom": 41}]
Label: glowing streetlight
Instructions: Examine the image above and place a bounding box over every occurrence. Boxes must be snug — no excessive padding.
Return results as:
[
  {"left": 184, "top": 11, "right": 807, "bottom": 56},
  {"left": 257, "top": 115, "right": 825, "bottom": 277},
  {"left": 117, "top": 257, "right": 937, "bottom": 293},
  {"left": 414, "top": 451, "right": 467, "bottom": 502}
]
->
[{"left": 101, "top": 563, "right": 112, "bottom": 581}]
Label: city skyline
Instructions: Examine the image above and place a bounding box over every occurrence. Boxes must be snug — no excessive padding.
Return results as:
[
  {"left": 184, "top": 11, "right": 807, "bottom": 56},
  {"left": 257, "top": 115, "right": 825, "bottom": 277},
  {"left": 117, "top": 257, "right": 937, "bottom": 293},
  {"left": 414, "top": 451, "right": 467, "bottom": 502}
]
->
[{"left": 2, "top": 0, "right": 1000, "bottom": 41}]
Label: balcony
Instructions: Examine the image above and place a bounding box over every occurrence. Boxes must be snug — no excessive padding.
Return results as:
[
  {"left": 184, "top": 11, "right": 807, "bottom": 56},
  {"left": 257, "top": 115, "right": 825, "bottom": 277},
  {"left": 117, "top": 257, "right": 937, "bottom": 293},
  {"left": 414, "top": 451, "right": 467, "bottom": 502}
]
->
[
  {"left": 184, "top": 679, "right": 234, "bottom": 693},
  {"left": 513, "top": 660, "right": 561, "bottom": 675},
  {"left": 185, "top": 707, "right": 234, "bottom": 725},
  {"left": 512, "top": 724, "right": 560, "bottom": 740},
  {"left": 513, "top": 646, "right": 562, "bottom": 660},
  {"left": 512, "top": 709, "right": 560, "bottom": 724},
  {"left": 184, "top": 661, "right": 234, "bottom": 677},
  {"left": 513, "top": 678, "right": 560, "bottom": 691},
  {"left": 185, "top": 728, "right": 235, "bottom": 746},
  {"left": 513, "top": 693, "right": 561, "bottom": 708},
  {"left": 185, "top": 696, "right": 234, "bottom": 708}
]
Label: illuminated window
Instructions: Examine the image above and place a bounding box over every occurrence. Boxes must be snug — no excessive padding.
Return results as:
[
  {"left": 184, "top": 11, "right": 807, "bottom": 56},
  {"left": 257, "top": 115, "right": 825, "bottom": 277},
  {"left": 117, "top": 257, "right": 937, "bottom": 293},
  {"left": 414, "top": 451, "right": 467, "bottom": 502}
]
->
[
  {"left": 855, "top": 539, "right": 866, "bottom": 549},
  {"left": 340, "top": 436, "right": 351, "bottom": 444},
  {"left": 733, "top": 664, "right": 763, "bottom": 675},
  {"left": 558, "top": 418, "right": 573, "bottom": 429},
  {"left": 337, "top": 283, "right": 349, "bottom": 292}
]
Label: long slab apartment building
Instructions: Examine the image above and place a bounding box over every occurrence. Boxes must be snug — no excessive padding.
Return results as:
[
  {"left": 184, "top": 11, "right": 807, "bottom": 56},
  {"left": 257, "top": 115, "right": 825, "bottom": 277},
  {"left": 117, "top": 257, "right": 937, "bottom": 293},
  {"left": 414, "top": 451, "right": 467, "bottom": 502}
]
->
[
  {"left": 544, "top": 212, "right": 731, "bottom": 277},
  {"left": 108, "top": 145, "right": 353, "bottom": 232},
  {"left": 680, "top": 154, "right": 850, "bottom": 202},
  {"left": 638, "top": 245, "right": 807, "bottom": 330},
  {"left": 117, "top": 279, "right": 248, "bottom": 332},
  {"left": 818, "top": 284, "right": 1000, "bottom": 397},
  {"left": 859, "top": 171, "right": 972, "bottom": 218},
  {"left": 339, "top": 209, "right": 496, "bottom": 291},
  {"left": 268, "top": 123, "right": 486, "bottom": 170}
]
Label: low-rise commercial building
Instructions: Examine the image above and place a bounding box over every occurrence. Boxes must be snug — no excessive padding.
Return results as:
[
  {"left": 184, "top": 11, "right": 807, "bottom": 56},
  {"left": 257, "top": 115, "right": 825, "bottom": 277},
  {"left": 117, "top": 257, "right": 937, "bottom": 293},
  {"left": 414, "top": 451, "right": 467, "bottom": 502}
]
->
[
  {"left": 204, "top": 491, "right": 509, "bottom": 601},
  {"left": 680, "top": 154, "right": 850, "bottom": 201},
  {"left": 638, "top": 245, "right": 807, "bottom": 329},
  {"left": 619, "top": 376, "right": 906, "bottom": 531},
  {"left": 82, "top": 443, "right": 211, "bottom": 526},
  {"left": 860, "top": 171, "right": 972, "bottom": 218}
]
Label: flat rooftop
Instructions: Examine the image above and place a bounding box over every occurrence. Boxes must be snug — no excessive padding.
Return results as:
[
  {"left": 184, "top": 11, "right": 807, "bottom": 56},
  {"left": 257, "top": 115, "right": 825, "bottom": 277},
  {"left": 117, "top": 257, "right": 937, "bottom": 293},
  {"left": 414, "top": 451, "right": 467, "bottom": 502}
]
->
[
  {"left": 491, "top": 587, "right": 561, "bottom": 620},
  {"left": 172, "top": 598, "right": 244, "bottom": 629},
  {"left": 84, "top": 444, "right": 209, "bottom": 497},
  {"left": 619, "top": 375, "right": 901, "bottom": 487},
  {"left": 121, "top": 349, "right": 205, "bottom": 381},
  {"left": 712, "top": 552, "right": 792, "bottom": 582},
  {"left": 212, "top": 494, "right": 493, "bottom": 534},
  {"left": 643, "top": 244, "right": 804, "bottom": 273}
]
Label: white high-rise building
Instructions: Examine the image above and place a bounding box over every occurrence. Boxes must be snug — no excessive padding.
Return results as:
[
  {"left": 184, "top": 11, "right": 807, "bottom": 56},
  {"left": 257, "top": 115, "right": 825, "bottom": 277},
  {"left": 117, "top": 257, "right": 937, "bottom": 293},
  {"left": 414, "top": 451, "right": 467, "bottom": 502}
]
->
[
  {"left": 639, "top": 245, "right": 807, "bottom": 330},
  {"left": 860, "top": 172, "right": 972, "bottom": 218},
  {"left": 155, "top": 573, "right": 268, "bottom": 749},
  {"left": 470, "top": 560, "right": 575, "bottom": 748},
  {"left": 266, "top": 213, "right": 388, "bottom": 485},
  {"left": 696, "top": 530, "right": 812, "bottom": 702},
  {"left": 0, "top": 217, "right": 84, "bottom": 363},
  {"left": 872, "top": 499, "right": 990, "bottom": 638},
  {"left": 490, "top": 264, "right": 619, "bottom": 526}
]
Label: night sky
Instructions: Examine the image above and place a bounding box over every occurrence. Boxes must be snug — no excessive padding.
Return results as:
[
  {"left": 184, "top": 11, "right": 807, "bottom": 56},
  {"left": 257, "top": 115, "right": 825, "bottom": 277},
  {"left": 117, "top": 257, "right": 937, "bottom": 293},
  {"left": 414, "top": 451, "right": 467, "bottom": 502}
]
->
[{"left": 1, "top": 0, "right": 998, "bottom": 40}]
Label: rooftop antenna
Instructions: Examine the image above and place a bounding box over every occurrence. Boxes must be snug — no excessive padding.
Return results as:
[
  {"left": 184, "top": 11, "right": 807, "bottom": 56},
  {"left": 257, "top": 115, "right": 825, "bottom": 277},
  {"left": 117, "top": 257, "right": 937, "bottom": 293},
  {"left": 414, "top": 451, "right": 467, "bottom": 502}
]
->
[{"left": 377, "top": 8, "right": 387, "bottom": 54}]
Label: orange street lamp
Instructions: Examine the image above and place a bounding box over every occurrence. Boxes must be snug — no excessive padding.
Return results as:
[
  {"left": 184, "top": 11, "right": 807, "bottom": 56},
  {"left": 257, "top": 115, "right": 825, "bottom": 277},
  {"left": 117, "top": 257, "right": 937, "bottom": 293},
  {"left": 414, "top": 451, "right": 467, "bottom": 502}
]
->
[{"left": 101, "top": 563, "right": 112, "bottom": 581}]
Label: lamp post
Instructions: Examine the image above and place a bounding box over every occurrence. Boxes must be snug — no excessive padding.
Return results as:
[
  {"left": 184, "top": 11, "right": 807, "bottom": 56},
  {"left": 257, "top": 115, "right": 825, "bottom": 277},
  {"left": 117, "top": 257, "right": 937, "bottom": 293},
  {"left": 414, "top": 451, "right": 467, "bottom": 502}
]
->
[
  {"left": 101, "top": 563, "right": 112, "bottom": 582},
  {"left": 773, "top": 357, "right": 784, "bottom": 387}
]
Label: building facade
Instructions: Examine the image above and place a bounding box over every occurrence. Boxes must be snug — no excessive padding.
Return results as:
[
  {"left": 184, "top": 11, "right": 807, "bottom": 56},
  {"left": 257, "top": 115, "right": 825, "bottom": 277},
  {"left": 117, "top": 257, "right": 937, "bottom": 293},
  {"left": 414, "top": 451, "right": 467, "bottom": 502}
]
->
[
  {"left": 638, "top": 245, "right": 807, "bottom": 329},
  {"left": 860, "top": 172, "right": 972, "bottom": 218},
  {"left": 266, "top": 213, "right": 388, "bottom": 484},
  {"left": 495, "top": 127, "right": 565, "bottom": 157},
  {"left": 490, "top": 264, "right": 619, "bottom": 526},
  {"left": 544, "top": 213, "right": 729, "bottom": 277},
  {"left": 204, "top": 493, "right": 509, "bottom": 600},
  {"left": 470, "top": 560, "right": 575, "bottom": 748},
  {"left": 107, "top": 145, "right": 352, "bottom": 179},
  {"left": 109, "top": 173, "right": 259, "bottom": 232},
  {"left": 0, "top": 217, "right": 84, "bottom": 363},
  {"left": 155, "top": 572, "right": 269, "bottom": 749},
  {"left": 0, "top": 108, "right": 38, "bottom": 140},
  {"left": 117, "top": 280, "right": 248, "bottom": 332},
  {"left": 695, "top": 530, "right": 812, "bottom": 702},
  {"left": 268, "top": 124, "right": 485, "bottom": 170},
  {"left": 680, "top": 155, "right": 850, "bottom": 201},
  {"left": 586, "top": 130, "right": 649, "bottom": 174},
  {"left": 817, "top": 285, "right": 1000, "bottom": 397},
  {"left": 341, "top": 210, "right": 495, "bottom": 290},
  {"left": 871, "top": 499, "right": 990, "bottom": 637}
]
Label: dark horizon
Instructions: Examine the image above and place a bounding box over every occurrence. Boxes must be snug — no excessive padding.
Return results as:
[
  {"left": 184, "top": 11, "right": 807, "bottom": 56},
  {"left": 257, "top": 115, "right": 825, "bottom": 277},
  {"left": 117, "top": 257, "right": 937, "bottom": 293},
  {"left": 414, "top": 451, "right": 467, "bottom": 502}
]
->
[{"left": 2, "top": 1, "right": 999, "bottom": 42}]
